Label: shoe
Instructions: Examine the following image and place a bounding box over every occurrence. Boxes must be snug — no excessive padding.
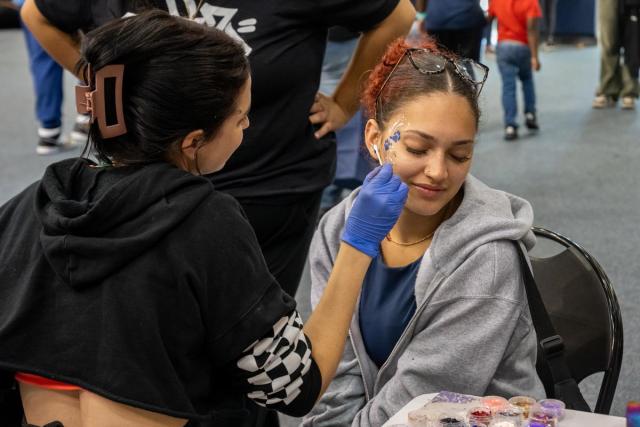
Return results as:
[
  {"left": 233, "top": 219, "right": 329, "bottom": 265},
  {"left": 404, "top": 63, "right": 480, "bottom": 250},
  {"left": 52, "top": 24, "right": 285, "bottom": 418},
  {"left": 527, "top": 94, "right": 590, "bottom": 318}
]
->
[
  {"left": 592, "top": 95, "right": 616, "bottom": 109},
  {"left": 36, "top": 133, "right": 77, "bottom": 155},
  {"left": 525, "top": 112, "right": 539, "bottom": 131},
  {"left": 504, "top": 125, "right": 518, "bottom": 141},
  {"left": 621, "top": 96, "right": 636, "bottom": 110},
  {"left": 70, "top": 114, "right": 90, "bottom": 144}
]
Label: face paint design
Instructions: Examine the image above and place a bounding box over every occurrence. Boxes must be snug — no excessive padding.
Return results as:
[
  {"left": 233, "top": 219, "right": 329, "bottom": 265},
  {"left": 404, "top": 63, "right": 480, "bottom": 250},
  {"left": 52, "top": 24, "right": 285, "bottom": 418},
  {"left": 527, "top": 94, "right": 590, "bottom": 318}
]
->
[{"left": 376, "top": 118, "right": 407, "bottom": 165}]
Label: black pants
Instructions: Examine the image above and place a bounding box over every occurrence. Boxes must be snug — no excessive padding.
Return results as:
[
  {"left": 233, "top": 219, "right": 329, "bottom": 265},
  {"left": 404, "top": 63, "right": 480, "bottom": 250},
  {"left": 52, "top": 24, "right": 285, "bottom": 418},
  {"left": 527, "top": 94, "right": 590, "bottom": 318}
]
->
[
  {"left": 239, "top": 191, "right": 322, "bottom": 298},
  {"left": 428, "top": 25, "right": 485, "bottom": 62}
]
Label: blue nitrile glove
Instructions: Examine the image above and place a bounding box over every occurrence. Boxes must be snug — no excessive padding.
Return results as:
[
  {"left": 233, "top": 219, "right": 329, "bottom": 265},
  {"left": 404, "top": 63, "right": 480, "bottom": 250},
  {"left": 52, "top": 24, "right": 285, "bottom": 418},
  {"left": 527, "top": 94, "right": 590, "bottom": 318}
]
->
[{"left": 342, "top": 164, "right": 409, "bottom": 258}]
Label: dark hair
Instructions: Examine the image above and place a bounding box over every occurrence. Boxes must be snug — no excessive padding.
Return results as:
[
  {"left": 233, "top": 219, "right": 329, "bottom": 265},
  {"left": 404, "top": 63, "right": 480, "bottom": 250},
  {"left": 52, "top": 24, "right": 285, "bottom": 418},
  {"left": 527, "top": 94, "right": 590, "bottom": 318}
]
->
[
  {"left": 362, "top": 36, "right": 480, "bottom": 128},
  {"left": 76, "top": 10, "right": 250, "bottom": 165}
]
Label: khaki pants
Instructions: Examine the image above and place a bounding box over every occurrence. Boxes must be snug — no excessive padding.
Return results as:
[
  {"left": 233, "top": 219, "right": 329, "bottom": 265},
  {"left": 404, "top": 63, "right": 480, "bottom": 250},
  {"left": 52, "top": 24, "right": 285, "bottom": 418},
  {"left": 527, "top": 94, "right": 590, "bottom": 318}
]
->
[{"left": 597, "top": 0, "right": 639, "bottom": 98}]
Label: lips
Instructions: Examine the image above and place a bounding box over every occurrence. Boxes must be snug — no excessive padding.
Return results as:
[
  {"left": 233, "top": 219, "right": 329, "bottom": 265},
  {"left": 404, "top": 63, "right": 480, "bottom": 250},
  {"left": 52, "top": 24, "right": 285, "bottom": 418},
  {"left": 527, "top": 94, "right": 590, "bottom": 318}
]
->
[{"left": 412, "top": 183, "right": 446, "bottom": 199}]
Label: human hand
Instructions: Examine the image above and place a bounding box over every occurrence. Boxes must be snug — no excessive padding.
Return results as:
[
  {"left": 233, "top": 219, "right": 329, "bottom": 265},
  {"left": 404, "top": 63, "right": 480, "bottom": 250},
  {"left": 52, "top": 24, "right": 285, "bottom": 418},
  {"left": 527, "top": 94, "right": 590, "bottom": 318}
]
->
[
  {"left": 341, "top": 164, "right": 409, "bottom": 258},
  {"left": 309, "top": 92, "right": 350, "bottom": 139},
  {"left": 531, "top": 57, "right": 541, "bottom": 71}
]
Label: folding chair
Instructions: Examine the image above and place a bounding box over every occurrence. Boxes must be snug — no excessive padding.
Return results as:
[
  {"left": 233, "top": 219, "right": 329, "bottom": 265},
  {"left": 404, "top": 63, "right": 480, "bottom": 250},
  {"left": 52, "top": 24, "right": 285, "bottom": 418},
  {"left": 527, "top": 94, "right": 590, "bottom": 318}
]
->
[{"left": 528, "top": 226, "right": 623, "bottom": 414}]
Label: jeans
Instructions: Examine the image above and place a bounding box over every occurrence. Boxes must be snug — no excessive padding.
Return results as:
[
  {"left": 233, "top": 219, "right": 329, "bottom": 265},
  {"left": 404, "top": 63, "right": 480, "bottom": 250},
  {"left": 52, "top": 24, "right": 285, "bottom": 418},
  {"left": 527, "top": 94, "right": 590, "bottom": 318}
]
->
[
  {"left": 496, "top": 42, "right": 536, "bottom": 127},
  {"left": 21, "top": 20, "right": 63, "bottom": 130}
]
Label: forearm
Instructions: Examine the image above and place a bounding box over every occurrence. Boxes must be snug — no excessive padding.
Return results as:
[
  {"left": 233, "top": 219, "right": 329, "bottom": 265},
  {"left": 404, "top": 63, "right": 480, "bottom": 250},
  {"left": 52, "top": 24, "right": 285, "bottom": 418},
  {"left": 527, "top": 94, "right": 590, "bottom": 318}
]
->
[
  {"left": 303, "top": 243, "right": 371, "bottom": 396},
  {"left": 21, "top": 0, "right": 82, "bottom": 78},
  {"left": 332, "top": 0, "right": 415, "bottom": 118},
  {"left": 527, "top": 18, "right": 539, "bottom": 59}
]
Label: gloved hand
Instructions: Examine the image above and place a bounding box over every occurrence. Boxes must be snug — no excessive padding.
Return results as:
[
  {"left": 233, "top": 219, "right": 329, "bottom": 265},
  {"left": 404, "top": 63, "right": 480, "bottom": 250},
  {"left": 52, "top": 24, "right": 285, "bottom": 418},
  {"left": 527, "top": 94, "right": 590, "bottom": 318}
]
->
[{"left": 342, "top": 164, "right": 408, "bottom": 258}]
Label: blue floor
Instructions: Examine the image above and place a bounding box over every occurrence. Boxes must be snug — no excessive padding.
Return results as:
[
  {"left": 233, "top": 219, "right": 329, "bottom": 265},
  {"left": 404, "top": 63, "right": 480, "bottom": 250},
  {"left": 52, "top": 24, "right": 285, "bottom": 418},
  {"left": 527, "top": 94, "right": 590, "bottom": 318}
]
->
[{"left": 1, "top": 27, "right": 638, "bottom": 422}]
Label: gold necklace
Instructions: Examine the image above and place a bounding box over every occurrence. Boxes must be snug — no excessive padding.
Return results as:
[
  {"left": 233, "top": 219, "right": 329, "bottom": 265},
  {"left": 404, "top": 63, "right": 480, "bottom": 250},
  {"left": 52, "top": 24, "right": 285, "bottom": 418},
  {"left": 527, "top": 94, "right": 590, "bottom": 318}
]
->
[
  {"left": 385, "top": 201, "right": 455, "bottom": 246},
  {"left": 385, "top": 229, "right": 435, "bottom": 246}
]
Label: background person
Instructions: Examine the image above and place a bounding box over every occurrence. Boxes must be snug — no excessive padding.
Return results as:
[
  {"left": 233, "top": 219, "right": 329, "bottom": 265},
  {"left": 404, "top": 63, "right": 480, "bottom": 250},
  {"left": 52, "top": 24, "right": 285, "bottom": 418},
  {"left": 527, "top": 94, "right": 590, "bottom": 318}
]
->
[
  {"left": 0, "top": 12, "right": 409, "bottom": 427},
  {"left": 12, "top": 0, "right": 87, "bottom": 155},
  {"left": 302, "top": 36, "right": 544, "bottom": 427},
  {"left": 415, "top": 0, "right": 486, "bottom": 61},
  {"left": 592, "top": 0, "right": 639, "bottom": 110},
  {"left": 20, "top": 0, "right": 415, "bottom": 305},
  {"left": 488, "top": 0, "right": 542, "bottom": 141}
]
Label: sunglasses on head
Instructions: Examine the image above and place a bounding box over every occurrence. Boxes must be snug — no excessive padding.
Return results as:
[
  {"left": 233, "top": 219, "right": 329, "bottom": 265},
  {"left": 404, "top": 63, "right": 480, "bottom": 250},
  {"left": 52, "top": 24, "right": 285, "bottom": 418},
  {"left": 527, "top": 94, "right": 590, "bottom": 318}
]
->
[{"left": 375, "top": 48, "right": 489, "bottom": 121}]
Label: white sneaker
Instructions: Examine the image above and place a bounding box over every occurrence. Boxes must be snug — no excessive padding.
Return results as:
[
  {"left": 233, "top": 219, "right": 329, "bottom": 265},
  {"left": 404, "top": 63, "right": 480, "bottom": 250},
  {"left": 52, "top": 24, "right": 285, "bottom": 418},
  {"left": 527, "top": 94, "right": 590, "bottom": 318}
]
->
[
  {"left": 36, "top": 128, "right": 79, "bottom": 155},
  {"left": 621, "top": 97, "right": 636, "bottom": 110}
]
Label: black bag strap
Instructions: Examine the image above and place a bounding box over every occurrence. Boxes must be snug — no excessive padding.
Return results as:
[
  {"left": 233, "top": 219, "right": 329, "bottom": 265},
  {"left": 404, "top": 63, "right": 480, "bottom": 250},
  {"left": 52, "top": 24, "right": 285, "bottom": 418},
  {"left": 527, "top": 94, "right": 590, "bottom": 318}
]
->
[{"left": 515, "top": 242, "right": 592, "bottom": 412}]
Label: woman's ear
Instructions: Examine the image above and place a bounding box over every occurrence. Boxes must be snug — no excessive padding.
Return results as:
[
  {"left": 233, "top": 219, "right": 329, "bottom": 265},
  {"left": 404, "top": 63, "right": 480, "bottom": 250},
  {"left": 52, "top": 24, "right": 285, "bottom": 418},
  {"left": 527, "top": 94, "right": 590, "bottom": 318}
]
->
[
  {"left": 364, "top": 119, "right": 382, "bottom": 163},
  {"left": 180, "top": 129, "right": 205, "bottom": 161}
]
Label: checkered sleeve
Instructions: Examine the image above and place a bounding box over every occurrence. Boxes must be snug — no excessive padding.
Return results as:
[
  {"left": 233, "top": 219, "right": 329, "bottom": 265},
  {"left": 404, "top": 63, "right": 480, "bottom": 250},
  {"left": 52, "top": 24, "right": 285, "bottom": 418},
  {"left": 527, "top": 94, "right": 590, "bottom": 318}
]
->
[{"left": 235, "top": 310, "right": 322, "bottom": 417}]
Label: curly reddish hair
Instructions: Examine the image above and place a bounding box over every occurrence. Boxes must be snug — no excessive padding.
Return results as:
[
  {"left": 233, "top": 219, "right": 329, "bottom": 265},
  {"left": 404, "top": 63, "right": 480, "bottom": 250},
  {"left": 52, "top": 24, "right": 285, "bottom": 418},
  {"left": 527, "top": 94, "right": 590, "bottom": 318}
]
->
[{"left": 362, "top": 35, "right": 480, "bottom": 127}]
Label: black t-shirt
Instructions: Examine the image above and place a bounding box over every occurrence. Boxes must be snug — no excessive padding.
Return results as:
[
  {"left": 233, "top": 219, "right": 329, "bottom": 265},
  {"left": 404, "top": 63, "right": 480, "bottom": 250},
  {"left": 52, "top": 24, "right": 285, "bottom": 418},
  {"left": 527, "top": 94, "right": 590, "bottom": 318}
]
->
[{"left": 35, "top": 0, "right": 399, "bottom": 199}]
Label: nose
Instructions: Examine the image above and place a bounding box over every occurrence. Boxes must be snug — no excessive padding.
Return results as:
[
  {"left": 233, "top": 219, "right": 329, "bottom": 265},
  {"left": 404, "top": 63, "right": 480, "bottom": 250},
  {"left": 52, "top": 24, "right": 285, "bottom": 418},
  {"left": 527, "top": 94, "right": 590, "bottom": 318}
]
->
[{"left": 423, "top": 151, "right": 447, "bottom": 182}]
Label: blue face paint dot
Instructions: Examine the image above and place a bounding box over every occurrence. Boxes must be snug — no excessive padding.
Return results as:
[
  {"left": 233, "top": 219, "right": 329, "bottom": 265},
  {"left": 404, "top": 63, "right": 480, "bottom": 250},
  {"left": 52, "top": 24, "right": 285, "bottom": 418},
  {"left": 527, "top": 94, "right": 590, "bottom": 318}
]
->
[{"left": 391, "top": 131, "right": 401, "bottom": 142}]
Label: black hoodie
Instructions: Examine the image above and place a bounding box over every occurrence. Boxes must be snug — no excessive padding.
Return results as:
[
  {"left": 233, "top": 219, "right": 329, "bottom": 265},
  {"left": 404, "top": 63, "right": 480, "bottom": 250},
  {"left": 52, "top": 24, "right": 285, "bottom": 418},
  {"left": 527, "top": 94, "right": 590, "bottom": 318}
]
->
[{"left": 0, "top": 158, "right": 295, "bottom": 421}]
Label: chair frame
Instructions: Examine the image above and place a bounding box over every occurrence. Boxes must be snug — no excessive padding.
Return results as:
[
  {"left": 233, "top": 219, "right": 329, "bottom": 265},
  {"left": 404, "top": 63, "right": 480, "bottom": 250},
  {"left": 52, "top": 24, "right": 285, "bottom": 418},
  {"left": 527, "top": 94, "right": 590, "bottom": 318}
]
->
[{"left": 531, "top": 226, "right": 623, "bottom": 414}]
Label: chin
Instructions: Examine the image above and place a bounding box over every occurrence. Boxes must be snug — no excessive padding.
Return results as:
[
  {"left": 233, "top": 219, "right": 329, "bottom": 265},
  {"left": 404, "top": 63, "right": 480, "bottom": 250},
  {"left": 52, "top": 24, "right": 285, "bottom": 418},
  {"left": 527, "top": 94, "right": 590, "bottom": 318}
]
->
[{"left": 404, "top": 193, "right": 452, "bottom": 217}]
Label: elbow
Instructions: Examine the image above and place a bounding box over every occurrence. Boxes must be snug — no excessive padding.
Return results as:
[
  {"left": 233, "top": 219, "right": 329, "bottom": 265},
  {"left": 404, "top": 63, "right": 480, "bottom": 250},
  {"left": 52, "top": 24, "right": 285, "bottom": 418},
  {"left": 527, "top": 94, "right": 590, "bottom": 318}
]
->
[
  {"left": 397, "top": 0, "right": 418, "bottom": 34},
  {"left": 20, "top": 0, "right": 44, "bottom": 35}
]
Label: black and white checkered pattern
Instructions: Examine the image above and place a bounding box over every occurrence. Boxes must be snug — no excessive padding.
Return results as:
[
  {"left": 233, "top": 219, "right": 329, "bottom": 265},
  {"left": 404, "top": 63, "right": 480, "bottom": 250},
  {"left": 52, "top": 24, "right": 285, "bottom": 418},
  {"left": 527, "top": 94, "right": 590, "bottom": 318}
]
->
[{"left": 237, "top": 311, "right": 313, "bottom": 408}]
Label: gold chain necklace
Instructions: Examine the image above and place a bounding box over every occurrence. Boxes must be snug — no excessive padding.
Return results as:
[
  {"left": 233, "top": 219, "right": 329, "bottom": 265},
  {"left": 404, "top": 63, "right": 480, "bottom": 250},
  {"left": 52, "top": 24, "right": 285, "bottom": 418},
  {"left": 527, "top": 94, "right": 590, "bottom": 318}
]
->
[
  {"left": 385, "top": 230, "right": 435, "bottom": 246},
  {"left": 385, "top": 201, "right": 455, "bottom": 246}
]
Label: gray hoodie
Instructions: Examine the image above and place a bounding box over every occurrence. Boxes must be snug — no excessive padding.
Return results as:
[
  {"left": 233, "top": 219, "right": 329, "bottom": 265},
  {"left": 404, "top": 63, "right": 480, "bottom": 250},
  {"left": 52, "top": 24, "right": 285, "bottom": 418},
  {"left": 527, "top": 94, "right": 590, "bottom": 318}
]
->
[{"left": 302, "top": 175, "right": 545, "bottom": 427}]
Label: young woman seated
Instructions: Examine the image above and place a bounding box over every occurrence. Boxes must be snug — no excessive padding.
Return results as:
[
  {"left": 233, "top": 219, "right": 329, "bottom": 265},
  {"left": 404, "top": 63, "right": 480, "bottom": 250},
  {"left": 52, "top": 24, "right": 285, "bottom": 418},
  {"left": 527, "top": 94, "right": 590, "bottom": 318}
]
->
[{"left": 302, "top": 36, "right": 545, "bottom": 427}]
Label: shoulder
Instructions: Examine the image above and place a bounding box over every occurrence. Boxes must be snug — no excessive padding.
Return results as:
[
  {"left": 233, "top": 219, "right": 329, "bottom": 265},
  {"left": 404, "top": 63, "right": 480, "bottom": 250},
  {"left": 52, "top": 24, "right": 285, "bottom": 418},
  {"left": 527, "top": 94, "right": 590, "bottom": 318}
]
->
[{"left": 449, "top": 240, "right": 526, "bottom": 304}]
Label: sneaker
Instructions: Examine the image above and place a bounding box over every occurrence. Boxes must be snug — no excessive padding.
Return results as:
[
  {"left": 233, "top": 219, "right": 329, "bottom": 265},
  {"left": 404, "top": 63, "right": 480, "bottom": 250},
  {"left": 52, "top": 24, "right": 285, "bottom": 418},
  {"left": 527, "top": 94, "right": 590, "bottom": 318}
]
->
[
  {"left": 592, "top": 95, "right": 616, "bottom": 109},
  {"left": 70, "top": 114, "right": 90, "bottom": 144},
  {"left": 525, "top": 112, "right": 539, "bottom": 131},
  {"left": 36, "top": 128, "right": 78, "bottom": 155},
  {"left": 504, "top": 125, "right": 518, "bottom": 141},
  {"left": 621, "top": 96, "right": 636, "bottom": 110}
]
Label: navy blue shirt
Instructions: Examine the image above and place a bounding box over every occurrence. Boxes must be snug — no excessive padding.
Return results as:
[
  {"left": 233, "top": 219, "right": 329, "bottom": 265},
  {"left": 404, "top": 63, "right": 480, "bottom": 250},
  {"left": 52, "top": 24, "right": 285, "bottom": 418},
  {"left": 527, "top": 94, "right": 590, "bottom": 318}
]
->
[
  {"left": 425, "top": 0, "right": 486, "bottom": 31},
  {"left": 359, "top": 255, "right": 420, "bottom": 368}
]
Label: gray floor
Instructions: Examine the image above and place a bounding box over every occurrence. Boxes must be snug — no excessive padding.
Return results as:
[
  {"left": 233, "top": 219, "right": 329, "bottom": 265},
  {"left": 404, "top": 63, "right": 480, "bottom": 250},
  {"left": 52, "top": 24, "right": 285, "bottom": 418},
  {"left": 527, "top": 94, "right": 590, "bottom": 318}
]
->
[{"left": 1, "top": 27, "right": 638, "bottom": 422}]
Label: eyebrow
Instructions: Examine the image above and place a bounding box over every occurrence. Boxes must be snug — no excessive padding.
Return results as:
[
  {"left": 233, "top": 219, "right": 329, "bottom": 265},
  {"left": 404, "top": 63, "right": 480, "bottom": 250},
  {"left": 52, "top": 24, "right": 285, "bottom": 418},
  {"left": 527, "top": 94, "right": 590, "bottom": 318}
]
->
[{"left": 404, "top": 129, "right": 474, "bottom": 146}]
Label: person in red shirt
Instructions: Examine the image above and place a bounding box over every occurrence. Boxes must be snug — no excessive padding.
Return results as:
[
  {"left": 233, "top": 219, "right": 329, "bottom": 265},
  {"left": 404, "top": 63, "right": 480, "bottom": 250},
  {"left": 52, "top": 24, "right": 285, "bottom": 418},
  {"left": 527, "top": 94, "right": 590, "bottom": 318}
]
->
[{"left": 488, "top": 0, "right": 542, "bottom": 140}]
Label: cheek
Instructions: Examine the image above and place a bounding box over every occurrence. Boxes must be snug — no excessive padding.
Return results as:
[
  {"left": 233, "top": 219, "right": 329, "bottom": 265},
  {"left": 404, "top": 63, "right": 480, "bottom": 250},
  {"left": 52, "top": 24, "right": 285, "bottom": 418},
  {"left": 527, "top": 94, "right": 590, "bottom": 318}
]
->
[{"left": 392, "top": 159, "right": 423, "bottom": 182}]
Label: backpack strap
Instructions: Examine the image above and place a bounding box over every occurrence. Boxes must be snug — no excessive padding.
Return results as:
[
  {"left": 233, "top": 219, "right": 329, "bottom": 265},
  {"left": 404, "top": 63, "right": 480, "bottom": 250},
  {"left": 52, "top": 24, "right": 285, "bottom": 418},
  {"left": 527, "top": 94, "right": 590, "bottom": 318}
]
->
[{"left": 516, "top": 242, "right": 591, "bottom": 412}]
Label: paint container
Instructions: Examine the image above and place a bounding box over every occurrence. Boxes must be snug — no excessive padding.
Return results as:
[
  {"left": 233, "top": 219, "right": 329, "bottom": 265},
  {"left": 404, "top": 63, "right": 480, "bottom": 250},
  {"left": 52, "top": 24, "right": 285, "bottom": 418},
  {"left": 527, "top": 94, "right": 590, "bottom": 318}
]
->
[
  {"left": 493, "top": 405, "right": 524, "bottom": 426},
  {"left": 537, "top": 399, "right": 565, "bottom": 420},
  {"left": 480, "top": 396, "right": 509, "bottom": 414},
  {"left": 491, "top": 421, "right": 519, "bottom": 427},
  {"left": 407, "top": 408, "right": 430, "bottom": 427},
  {"left": 467, "top": 406, "right": 492, "bottom": 425},
  {"left": 437, "top": 416, "right": 465, "bottom": 426},
  {"left": 627, "top": 401, "right": 640, "bottom": 427},
  {"left": 509, "top": 396, "right": 536, "bottom": 418},
  {"left": 528, "top": 403, "right": 558, "bottom": 427},
  {"left": 522, "top": 422, "right": 547, "bottom": 427}
]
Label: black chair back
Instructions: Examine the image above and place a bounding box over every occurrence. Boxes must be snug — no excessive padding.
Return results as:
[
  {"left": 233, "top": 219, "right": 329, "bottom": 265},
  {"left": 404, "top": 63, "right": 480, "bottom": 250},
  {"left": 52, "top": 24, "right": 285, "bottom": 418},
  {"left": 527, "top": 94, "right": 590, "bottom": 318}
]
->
[{"left": 528, "top": 227, "right": 623, "bottom": 414}]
